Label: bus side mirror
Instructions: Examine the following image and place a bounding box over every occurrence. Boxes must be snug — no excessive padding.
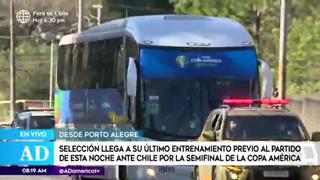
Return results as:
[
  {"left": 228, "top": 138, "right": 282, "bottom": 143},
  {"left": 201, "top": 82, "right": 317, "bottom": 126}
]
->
[
  {"left": 258, "top": 59, "right": 273, "bottom": 98},
  {"left": 311, "top": 132, "right": 320, "bottom": 141},
  {"left": 127, "top": 57, "right": 137, "bottom": 97}
]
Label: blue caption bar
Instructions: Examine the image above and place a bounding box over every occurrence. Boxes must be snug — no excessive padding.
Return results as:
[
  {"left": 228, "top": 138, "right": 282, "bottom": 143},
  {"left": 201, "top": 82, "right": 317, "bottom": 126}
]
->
[
  {"left": 56, "top": 129, "right": 143, "bottom": 141},
  {"left": 0, "top": 166, "right": 104, "bottom": 175},
  {"left": 0, "top": 129, "right": 54, "bottom": 141}
]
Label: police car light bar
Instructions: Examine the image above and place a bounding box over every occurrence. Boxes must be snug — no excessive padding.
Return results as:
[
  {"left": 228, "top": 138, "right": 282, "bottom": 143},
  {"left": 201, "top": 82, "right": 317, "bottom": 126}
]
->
[
  {"left": 259, "top": 99, "right": 288, "bottom": 105},
  {"left": 223, "top": 99, "right": 254, "bottom": 105},
  {"left": 223, "top": 99, "right": 288, "bottom": 106}
]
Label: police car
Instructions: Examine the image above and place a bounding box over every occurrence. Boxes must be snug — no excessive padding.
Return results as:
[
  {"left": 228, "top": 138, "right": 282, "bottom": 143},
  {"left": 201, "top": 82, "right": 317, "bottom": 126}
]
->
[
  {"left": 194, "top": 99, "right": 320, "bottom": 180},
  {"left": 11, "top": 108, "right": 55, "bottom": 129}
]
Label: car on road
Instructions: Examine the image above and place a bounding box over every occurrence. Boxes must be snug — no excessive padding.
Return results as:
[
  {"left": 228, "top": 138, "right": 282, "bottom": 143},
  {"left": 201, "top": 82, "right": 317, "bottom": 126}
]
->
[
  {"left": 0, "top": 121, "right": 11, "bottom": 129},
  {"left": 194, "top": 98, "right": 320, "bottom": 180},
  {"left": 11, "top": 109, "right": 55, "bottom": 129}
]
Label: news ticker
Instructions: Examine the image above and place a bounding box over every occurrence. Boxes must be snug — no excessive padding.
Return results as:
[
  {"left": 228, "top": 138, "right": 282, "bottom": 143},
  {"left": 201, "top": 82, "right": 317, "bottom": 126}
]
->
[
  {"left": 0, "top": 141, "right": 320, "bottom": 166},
  {"left": 0, "top": 166, "right": 104, "bottom": 175},
  {"left": 0, "top": 129, "right": 320, "bottom": 166}
]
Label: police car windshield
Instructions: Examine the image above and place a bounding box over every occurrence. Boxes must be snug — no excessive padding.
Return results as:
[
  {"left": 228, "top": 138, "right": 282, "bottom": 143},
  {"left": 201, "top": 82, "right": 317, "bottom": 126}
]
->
[
  {"left": 140, "top": 79, "right": 254, "bottom": 139},
  {"left": 223, "top": 115, "right": 308, "bottom": 141}
]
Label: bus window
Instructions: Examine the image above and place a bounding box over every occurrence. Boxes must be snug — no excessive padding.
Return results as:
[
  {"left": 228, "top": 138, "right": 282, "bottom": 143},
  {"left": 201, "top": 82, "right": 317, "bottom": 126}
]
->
[
  {"left": 57, "top": 38, "right": 123, "bottom": 90},
  {"left": 56, "top": 38, "right": 128, "bottom": 127}
]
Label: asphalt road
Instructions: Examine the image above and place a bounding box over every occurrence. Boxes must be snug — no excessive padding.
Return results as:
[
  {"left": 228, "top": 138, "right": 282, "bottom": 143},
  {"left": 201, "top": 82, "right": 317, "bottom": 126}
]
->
[{"left": 0, "top": 176, "right": 71, "bottom": 180}]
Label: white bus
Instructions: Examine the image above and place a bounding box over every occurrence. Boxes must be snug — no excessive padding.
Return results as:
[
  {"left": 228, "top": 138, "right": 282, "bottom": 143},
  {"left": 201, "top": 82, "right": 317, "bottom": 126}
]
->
[{"left": 56, "top": 15, "right": 272, "bottom": 180}]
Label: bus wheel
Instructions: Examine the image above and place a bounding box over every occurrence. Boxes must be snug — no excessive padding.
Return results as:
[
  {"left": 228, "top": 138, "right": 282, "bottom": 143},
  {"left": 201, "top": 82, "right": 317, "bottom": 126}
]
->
[{"left": 119, "top": 166, "right": 127, "bottom": 180}]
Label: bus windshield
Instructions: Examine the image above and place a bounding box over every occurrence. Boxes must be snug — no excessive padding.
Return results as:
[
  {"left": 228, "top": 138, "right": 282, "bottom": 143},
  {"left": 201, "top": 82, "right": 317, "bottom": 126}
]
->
[
  {"left": 139, "top": 47, "right": 259, "bottom": 139},
  {"left": 141, "top": 79, "right": 253, "bottom": 138}
]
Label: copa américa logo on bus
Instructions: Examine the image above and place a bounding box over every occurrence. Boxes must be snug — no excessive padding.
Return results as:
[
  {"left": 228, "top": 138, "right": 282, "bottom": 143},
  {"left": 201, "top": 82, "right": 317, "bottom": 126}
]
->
[{"left": 176, "top": 55, "right": 189, "bottom": 68}]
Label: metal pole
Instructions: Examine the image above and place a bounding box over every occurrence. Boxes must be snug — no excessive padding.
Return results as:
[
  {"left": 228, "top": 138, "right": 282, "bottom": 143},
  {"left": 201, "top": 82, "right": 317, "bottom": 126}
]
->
[
  {"left": 49, "top": 40, "right": 54, "bottom": 108},
  {"left": 278, "top": 0, "right": 289, "bottom": 99},
  {"left": 97, "top": 5, "right": 102, "bottom": 25},
  {"left": 10, "top": 0, "right": 16, "bottom": 121},
  {"left": 92, "top": 4, "right": 103, "bottom": 25},
  {"left": 78, "top": 0, "right": 83, "bottom": 32},
  {"left": 125, "top": 8, "right": 128, "bottom": 17}
]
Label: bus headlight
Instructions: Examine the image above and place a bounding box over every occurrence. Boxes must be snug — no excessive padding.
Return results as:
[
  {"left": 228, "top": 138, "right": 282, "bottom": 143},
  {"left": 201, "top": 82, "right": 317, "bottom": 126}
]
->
[
  {"left": 146, "top": 168, "right": 156, "bottom": 177},
  {"left": 229, "top": 172, "right": 238, "bottom": 180},
  {"left": 312, "top": 174, "right": 319, "bottom": 180},
  {"left": 227, "top": 166, "right": 243, "bottom": 180}
]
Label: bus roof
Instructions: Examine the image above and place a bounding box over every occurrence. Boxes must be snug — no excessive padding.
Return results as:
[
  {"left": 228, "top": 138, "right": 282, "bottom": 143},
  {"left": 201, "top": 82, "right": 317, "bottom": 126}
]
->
[{"left": 59, "top": 14, "right": 254, "bottom": 48}]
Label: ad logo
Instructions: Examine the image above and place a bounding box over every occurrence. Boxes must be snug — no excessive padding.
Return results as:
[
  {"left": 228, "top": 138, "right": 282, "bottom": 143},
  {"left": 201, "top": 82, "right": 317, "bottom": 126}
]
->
[
  {"left": 20, "top": 146, "right": 49, "bottom": 162},
  {"left": 176, "top": 55, "right": 188, "bottom": 68},
  {"left": 16, "top": 9, "right": 31, "bottom": 24}
]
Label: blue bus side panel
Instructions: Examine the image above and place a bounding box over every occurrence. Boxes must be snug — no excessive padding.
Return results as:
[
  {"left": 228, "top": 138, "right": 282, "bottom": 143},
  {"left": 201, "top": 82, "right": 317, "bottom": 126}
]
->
[{"left": 55, "top": 88, "right": 123, "bottom": 124}]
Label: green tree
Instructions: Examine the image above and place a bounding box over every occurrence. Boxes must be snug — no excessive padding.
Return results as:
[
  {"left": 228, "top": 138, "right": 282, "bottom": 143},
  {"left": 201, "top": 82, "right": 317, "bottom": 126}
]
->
[
  {"left": 287, "top": 17, "right": 320, "bottom": 94},
  {"left": 98, "top": 0, "right": 173, "bottom": 23},
  {"left": 0, "top": 40, "right": 51, "bottom": 100},
  {"left": 173, "top": 0, "right": 320, "bottom": 95}
]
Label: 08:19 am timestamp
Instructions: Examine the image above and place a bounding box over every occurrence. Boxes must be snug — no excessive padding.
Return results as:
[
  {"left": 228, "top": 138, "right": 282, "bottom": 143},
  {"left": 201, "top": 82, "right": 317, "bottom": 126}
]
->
[{"left": 22, "top": 167, "right": 47, "bottom": 174}]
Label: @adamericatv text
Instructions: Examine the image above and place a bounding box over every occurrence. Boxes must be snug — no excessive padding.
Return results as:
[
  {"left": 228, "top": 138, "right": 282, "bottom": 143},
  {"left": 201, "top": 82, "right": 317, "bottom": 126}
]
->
[{"left": 58, "top": 167, "right": 104, "bottom": 175}]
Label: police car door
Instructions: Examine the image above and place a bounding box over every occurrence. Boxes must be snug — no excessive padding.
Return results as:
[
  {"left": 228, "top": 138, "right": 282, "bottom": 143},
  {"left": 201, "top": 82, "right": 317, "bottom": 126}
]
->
[{"left": 212, "top": 113, "right": 223, "bottom": 141}]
